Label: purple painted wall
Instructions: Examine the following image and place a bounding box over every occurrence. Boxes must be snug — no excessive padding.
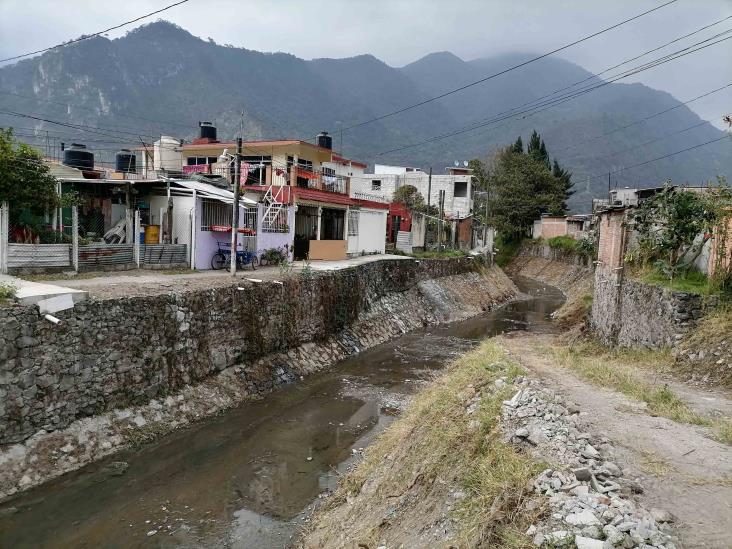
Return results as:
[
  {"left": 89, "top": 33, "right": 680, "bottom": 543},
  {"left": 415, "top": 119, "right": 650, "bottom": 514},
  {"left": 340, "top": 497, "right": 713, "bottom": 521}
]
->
[{"left": 255, "top": 204, "right": 295, "bottom": 261}]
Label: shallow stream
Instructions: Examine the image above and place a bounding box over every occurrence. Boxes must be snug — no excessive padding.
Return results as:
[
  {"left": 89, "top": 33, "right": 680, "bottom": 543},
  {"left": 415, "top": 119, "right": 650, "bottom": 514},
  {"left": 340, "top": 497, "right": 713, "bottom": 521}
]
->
[{"left": 0, "top": 276, "right": 564, "bottom": 548}]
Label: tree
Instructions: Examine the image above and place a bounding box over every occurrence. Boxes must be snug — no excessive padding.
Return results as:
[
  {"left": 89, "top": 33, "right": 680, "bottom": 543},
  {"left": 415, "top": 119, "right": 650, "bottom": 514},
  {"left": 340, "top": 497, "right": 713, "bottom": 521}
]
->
[
  {"left": 512, "top": 136, "right": 523, "bottom": 154},
  {"left": 630, "top": 183, "right": 731, "bottom": 280},
  {"left": 0, "top": 128, "right": 61, "bottom": 211},
  {"left": 487, "top": 147, "right": 567, "bottom": 240},
  {"left": 552, "top": 159, "right": 574, "bottom": 211},
  {"left": 393, "top": 184, "right": 426, "bottom": 212}
]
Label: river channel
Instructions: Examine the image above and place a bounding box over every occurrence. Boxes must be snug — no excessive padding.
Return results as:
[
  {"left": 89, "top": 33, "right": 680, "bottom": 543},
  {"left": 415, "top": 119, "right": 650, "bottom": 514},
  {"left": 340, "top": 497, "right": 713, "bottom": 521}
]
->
[{"left": 0, "top": 276, "right": 564, "bottom": 548}]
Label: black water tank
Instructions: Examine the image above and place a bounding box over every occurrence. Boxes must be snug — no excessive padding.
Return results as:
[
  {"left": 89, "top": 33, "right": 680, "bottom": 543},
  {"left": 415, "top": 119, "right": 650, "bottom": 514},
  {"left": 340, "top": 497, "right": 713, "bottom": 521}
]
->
[
  {"left": 63, "top": 143, "right": 94, "bottom": 170},
  {"left": 115, "top": 149, "right": 136, "bottom": 173},
  {"left": 317, "top": 131, "right": 332, "bottom": 150},
  {"left": 199, "top": 121, "right": 217, "bottom": 141}
]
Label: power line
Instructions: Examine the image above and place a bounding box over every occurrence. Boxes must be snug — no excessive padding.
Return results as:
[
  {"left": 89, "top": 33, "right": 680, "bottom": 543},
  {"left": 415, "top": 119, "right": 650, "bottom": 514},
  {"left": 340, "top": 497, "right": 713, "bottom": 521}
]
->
[
  {"left": 586, "top": 135, "right": 730, "bottom": 181},
  {"left": 452, "top": 21, "right": 732, "bottom": 138},
  {"left": 372, "top": 34, "right": 732, "bottom": 157},
  {"left": 0, "top": 0, "right": 193, "bottom": 64},
  {"left": 341, "top": 0, "right": 679, "bottom": 131}
]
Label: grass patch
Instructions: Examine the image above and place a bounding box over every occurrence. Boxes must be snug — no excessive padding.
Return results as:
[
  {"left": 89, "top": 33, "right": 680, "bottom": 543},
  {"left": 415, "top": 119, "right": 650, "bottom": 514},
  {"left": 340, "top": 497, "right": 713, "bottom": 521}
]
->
[
  {"left": 546, "top": 235, "right": 578, "bottom": 253},
  {"left": 715, "top": 420, "right": 732, "bottom": 445},
  {"left": 409, "top": 249, "right": 468, "bottom": 259},
  {"left": 307, "top": 341, "right": 543, "bottom": 548},
  {"left": 639, "top": 268, "right": 714, "bottom": 296},
  {"left": 639, "top": 450, "right": 676, "bottom": 476},
  {"left": 551, "top": 342, "right": 709, "bottom": 426}
]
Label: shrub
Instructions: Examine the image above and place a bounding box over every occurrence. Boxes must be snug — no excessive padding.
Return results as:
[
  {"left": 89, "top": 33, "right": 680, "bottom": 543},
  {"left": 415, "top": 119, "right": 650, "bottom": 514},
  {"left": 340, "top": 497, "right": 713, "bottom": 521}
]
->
[
  {"left": 546, "top": 235, "right": 578, "bottom": 252},
  {"left": 0, "top": 283, "right": 17, "bottom": 303}
]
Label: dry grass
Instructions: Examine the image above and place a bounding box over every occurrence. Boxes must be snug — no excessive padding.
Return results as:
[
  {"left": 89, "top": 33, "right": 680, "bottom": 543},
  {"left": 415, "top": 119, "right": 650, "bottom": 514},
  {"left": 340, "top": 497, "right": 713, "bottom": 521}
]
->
[
  {"left": 639, "top": 450, "right": 677, "bottom": 476},
  {"left": 715, "top": 420, "right": 732, "bottom": 445},
  {"left": 551, "top": 343, "right": 708, "bottom": 426},
  {"left": 303, "top": 341, "right": 544, "bottom": 548}
]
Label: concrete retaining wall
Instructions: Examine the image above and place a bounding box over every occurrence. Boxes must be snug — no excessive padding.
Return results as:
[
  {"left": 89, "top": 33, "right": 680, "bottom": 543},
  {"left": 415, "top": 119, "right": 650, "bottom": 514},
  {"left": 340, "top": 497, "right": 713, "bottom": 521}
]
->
[{"left": 0, "top": 258, "right": 516, "bottom": 445}]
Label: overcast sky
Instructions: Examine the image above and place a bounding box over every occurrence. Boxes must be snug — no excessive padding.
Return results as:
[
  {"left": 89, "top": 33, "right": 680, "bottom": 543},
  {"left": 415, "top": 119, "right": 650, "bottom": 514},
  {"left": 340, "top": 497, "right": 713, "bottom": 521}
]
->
[{"left": 1, "top": 0, "right": 730, "bottom": 127}]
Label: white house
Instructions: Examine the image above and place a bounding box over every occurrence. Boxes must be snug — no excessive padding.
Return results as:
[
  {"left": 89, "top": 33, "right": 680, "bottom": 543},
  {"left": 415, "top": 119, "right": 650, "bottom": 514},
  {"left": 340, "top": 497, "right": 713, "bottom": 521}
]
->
[{"left": 350, "top": 164, "right": 473, "bottom": 218}]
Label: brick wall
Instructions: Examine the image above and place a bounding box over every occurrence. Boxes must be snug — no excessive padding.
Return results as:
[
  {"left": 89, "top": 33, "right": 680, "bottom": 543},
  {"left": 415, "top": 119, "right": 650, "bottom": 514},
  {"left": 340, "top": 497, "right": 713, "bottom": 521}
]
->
[
  {"left": 597, "top": 210, "right": 627, "bottom": 268},
  {"left": 541, "top": 217, "right": 568, "bottom": 239}
]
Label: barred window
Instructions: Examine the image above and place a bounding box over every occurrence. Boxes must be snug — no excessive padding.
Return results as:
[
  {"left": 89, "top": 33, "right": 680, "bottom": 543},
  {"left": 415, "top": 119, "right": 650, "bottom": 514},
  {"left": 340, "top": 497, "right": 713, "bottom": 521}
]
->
[
  {"left": 348, "top": 210, "right": 359, "bottom": 236},
  {"left": 201, "top": 199, "right": 230, "bottom": 230}
]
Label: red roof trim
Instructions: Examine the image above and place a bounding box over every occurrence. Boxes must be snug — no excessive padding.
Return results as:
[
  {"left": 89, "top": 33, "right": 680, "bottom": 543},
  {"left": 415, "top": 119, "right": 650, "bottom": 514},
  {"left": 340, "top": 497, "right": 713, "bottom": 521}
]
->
[{"left": 331, "top": 154, "right": 368, "bottom": 169}]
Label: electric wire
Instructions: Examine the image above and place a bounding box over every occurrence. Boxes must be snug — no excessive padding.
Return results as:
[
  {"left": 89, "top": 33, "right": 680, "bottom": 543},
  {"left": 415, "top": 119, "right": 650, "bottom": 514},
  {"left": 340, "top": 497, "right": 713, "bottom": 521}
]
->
[
  {"left": 340, "top": 0, "right": 679, "bottom": 131},
  {"left": 0, "top": 0, "right": 193, "bottom": 64}
]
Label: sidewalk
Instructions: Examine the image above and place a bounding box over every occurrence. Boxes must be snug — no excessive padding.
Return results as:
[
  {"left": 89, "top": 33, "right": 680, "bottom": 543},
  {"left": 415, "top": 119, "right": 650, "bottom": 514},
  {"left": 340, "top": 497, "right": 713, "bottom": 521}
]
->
[
  {"left": 30, "top": 255, "right": 412, "bottom": 300},
  {"left": 0, "top": 273, "right": 87, "bottom": 310}
]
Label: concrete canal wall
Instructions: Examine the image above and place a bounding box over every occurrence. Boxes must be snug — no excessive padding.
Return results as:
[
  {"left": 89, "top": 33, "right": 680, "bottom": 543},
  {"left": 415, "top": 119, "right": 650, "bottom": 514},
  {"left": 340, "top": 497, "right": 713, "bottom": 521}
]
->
[{"left": 0, "top": 258, "right": 517, "bottom": 446}]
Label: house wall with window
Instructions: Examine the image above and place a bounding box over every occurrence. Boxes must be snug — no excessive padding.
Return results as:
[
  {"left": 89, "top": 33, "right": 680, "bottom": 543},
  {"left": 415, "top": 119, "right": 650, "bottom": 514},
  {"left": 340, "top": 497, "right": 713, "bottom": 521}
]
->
[{"left": 350, "top": 172, "right": 472, "bottom": 217}]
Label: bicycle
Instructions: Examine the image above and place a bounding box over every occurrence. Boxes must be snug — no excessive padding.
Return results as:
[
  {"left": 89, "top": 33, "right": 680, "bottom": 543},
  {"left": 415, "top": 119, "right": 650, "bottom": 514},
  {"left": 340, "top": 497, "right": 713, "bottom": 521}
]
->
[{"left": 211, "top": 241, "right": 259, "bottom": 270}]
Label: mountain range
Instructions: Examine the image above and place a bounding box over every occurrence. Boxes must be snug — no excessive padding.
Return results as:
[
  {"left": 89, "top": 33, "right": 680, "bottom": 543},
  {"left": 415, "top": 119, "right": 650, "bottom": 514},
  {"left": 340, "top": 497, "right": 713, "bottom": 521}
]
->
[{"left": 0, "top": 20, "right": 729, "bottom": 212}]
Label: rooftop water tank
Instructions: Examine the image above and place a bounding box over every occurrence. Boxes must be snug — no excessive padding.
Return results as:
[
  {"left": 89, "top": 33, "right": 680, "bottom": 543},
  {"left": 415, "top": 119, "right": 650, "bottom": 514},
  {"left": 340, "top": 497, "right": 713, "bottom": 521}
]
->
[
  {"left": 115, "top": 149, "right": 136, "bottom": 173},
  {"left": 154, "top": 136, "right": 183, "bottom": 171},
  {"left": 317, "top": 131, "right": 332, "bottom": 150},
  {"left": 63, "top": 143, "right": 94, "bottom": 170},
  {"left": 199, "top": 121, "right": 217, "bottom": 141}
]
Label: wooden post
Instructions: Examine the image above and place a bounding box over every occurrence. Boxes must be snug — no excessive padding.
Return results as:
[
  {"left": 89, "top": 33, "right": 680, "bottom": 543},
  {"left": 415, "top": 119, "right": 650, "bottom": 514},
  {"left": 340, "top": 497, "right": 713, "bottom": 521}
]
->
[
  {"left": 71, "top": 206, "right": 79, "bottom": 272},
  {"left": 0, "top": 202, "right": 8, "bottom": 274}
]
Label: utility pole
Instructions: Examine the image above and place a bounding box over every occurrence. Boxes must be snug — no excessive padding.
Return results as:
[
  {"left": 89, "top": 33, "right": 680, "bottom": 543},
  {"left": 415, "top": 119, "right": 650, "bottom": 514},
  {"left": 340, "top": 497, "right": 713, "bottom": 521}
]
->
[
  {"left": 608, "top": 172, "right": 611, "bottom": 203},
  {"left": 230, "top": 137, "right": 243, "bottom": 275},
  {"left": 427, "top": 167, "right": 433, "bottom": 210},
  {"left": 437, "top": 189, "right": 445, "bottom": 251}
]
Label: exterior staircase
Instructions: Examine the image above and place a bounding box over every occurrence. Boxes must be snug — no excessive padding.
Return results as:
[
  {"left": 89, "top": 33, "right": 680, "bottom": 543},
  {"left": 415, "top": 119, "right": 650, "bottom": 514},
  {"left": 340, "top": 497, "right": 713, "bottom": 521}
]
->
[{"left": 262, "top": 186, "right": 288, "bottom": 232}]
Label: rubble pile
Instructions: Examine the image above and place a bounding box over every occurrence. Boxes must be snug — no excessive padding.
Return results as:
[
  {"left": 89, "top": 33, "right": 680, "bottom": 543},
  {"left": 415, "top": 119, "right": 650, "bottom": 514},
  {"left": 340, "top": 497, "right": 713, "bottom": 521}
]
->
[{"left": 501, "top": 379, "right": 678, "bottom": 548}]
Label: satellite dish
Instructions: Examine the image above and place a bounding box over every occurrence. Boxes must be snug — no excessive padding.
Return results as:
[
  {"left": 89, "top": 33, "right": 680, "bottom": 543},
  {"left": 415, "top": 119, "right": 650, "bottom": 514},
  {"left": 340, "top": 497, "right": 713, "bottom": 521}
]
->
[
  {"left": 454, "top": 160, "right": 459, "bottom": 167},
  {"left": 463, "top": 160, "right": 469, "bottom": 167}
]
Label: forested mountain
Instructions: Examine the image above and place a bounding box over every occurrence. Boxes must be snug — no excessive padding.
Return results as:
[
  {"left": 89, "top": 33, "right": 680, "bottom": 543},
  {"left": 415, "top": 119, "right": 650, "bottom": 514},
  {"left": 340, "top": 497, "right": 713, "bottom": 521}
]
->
[{"left": 1, "top": 21, "right": 729, "bottom": 211}]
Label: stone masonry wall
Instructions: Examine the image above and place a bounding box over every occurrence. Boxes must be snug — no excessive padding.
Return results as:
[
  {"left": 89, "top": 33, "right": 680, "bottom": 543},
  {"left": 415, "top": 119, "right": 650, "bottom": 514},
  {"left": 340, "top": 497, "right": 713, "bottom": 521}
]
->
[
  {"left": 591, "top": 265, "right": 705, "bottom": 348},
  {"left": 0, "top": 258, "right": 515, "bottom": 445}
]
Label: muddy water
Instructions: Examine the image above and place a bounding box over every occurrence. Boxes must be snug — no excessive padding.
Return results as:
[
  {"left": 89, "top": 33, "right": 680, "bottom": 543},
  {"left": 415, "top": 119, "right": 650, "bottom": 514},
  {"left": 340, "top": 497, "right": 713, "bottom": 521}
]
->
[{"left": 0, "top": 276, "right": 564, "bottom": 549}]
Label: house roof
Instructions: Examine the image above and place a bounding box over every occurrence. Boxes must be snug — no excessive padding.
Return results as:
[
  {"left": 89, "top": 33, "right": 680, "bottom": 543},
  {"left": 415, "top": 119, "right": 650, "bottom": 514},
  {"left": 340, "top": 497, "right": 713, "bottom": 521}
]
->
[{"left": 331, "top": 154, "right": 368, "bottom": 169}]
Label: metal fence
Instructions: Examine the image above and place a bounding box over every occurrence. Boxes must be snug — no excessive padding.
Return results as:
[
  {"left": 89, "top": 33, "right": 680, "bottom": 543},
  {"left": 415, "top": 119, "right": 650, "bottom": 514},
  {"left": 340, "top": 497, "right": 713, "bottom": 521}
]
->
[{"left": 1, "top": 204, "right": 189, "bottom": 274}]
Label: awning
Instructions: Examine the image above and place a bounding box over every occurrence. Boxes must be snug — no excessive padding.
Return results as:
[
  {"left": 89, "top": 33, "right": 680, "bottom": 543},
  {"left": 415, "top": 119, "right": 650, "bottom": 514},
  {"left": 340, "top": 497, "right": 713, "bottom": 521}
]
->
[{"left": 170, "top": 179, "right": 257, "bottom": 205}]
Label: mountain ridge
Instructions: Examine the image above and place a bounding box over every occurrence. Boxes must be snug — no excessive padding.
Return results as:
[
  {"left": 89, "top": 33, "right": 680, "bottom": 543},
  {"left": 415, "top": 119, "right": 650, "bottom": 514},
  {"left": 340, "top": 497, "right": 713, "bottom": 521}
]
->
[{"left": 0, "top": 20, "right": 729, "bottom": 211}]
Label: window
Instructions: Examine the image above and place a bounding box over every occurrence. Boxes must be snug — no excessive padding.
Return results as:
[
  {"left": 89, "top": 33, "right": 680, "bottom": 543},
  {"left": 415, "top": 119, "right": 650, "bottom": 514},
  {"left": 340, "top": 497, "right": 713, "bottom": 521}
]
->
[
  {"left": 454, "top": 181, "right": 468, "bottom": 198},
  {"left": 371, "top": 180, "right": 382, "bottom": 191},
  {"left": 323, "top": 167, "right": 335, "bottom": 177},
  {"left": 348, "top": 210, "right": 359, "bottom": 236},
  {"left": 187, "top": 156, "right": 218, "bottom": 166},
  {"left": 201, "top": 199, "right": 231, "bottom": 230}
]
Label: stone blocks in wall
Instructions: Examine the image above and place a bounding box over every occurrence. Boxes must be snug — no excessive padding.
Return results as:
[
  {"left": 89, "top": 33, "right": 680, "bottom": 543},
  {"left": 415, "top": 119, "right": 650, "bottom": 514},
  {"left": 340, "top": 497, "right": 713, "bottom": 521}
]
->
[
  {"left": 0, "top": 257, "right": 500, "bottom": 445},
  {"left": 591, "top": 266, "right": 705, "bottom": 349}
]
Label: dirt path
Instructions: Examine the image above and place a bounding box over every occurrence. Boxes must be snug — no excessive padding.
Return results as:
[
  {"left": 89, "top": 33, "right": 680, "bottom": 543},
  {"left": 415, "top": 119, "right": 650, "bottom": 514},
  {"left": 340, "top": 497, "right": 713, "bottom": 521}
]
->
[{"left": 499, "top": 332, "right": 732, "bottom": 549}]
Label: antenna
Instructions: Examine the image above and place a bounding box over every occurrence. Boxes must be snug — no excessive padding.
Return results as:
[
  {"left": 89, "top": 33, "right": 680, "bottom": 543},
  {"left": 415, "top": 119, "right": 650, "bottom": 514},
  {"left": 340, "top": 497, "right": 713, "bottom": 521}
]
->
[
  {"left": 454, "top": 160, "right": 459, "bottom": 167},
  {"left": 463, "top": 160, "right": 469, "bottom": 167}
]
